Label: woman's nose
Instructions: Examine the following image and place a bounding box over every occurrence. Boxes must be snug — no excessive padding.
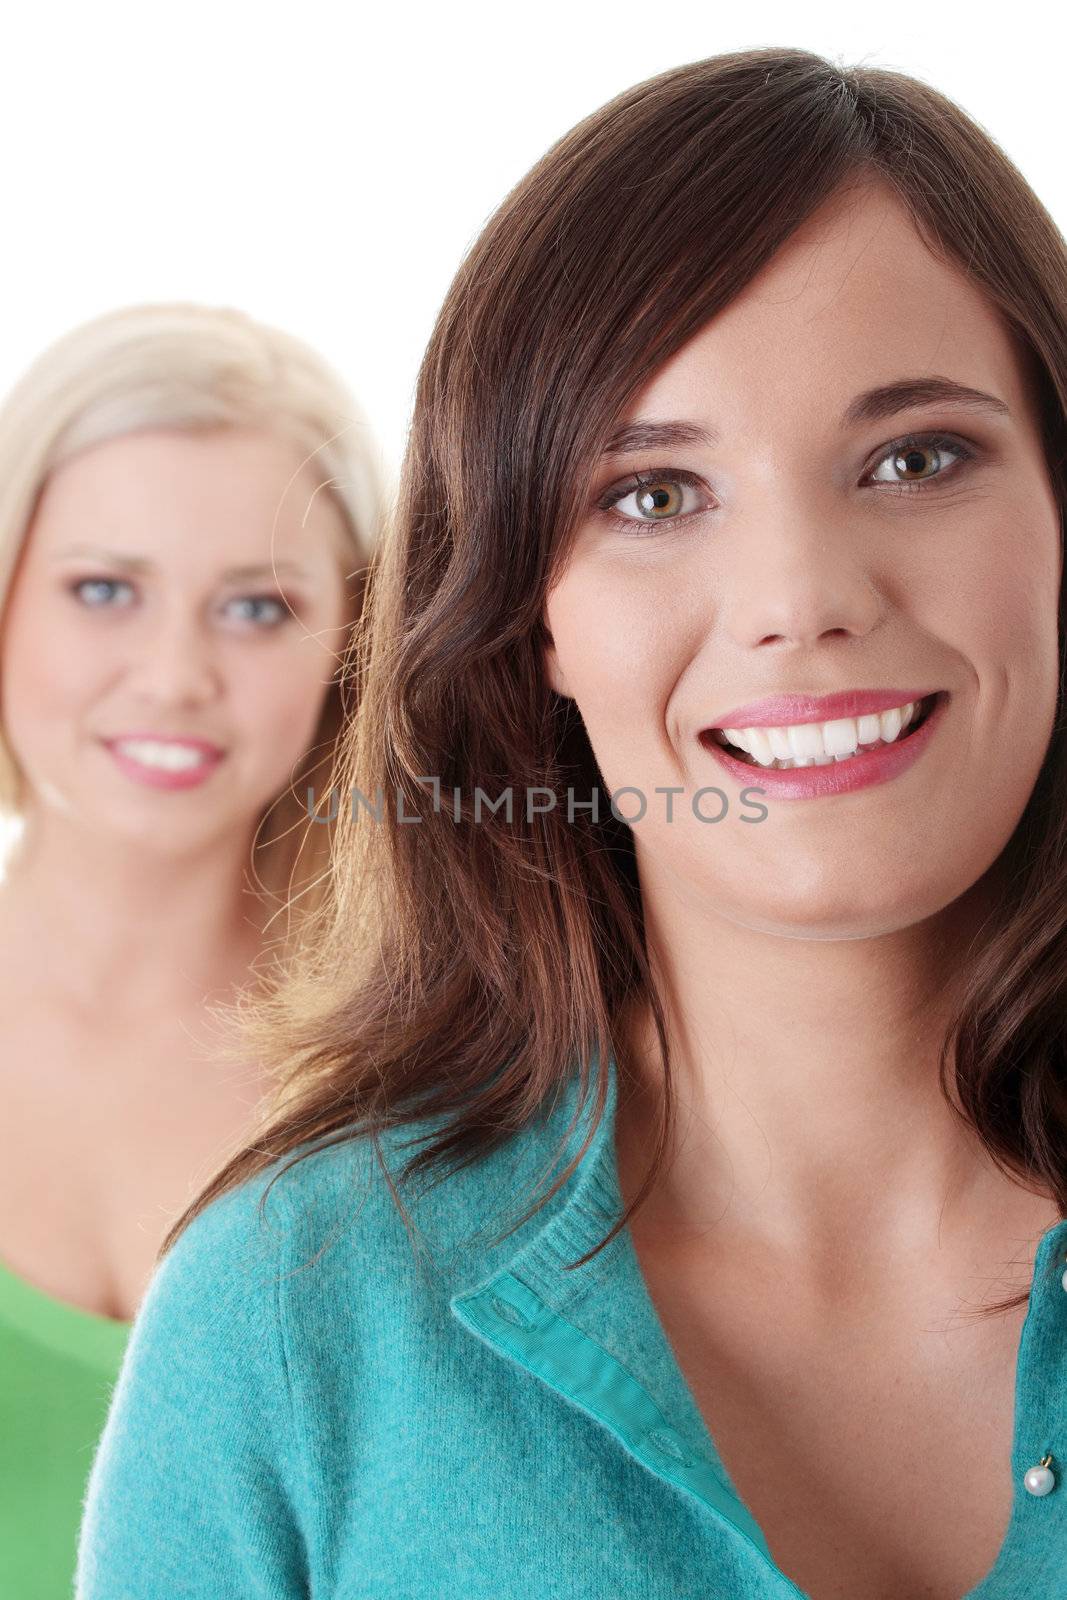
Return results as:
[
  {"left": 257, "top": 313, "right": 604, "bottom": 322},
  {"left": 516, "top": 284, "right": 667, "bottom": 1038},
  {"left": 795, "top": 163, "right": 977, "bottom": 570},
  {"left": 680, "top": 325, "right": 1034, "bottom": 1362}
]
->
[
  {"left": 719, "top": 501, "right": 885, "bottom": 652},
  {"left": 126, "top": 612, "right": 223, "bottom": 706}
]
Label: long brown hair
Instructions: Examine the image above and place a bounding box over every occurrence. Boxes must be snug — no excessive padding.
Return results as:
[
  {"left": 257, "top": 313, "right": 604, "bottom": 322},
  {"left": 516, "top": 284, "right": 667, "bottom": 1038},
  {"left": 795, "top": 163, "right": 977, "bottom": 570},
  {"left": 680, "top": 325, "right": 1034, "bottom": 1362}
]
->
[{"left": 163, "top": 48, "right": 1067, "bottom": 1316}]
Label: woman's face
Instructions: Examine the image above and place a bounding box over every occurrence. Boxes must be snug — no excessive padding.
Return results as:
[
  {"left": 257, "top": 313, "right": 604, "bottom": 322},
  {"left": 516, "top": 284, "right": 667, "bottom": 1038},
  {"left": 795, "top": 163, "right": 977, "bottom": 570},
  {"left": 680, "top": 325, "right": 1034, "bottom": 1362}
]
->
[
  {"left": 0, "top": 426, "right": 352, "bottom": 856},
  {"left": 543, "top": 180, "right": 1062, "bottom": 938}
]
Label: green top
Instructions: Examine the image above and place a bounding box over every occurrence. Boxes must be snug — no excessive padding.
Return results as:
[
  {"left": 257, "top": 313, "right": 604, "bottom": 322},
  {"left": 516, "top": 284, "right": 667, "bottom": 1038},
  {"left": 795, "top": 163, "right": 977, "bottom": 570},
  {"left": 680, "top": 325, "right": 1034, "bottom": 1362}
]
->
[{"left": 0, "top": 1254, "right": 130, "bottom": 1599}]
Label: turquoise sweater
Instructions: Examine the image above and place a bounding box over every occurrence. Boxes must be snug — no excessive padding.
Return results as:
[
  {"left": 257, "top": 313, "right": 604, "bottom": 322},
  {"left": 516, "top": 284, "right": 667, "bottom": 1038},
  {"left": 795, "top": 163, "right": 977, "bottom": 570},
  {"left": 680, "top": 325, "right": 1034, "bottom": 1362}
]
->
[{"left": 77, "top": 1050, "right": 1067, "bottom": 1597}]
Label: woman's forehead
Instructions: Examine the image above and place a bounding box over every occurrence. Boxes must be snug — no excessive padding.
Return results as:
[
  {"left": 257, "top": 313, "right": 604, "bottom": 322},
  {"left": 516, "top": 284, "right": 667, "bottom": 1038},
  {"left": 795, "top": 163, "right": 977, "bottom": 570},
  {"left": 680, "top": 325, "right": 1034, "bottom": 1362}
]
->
[
  {"left": 618, "top": 196, "right": 1026, "bottom": 443},
  {"left": 25, "top": 428, "right": 351, "bottom": 577}
]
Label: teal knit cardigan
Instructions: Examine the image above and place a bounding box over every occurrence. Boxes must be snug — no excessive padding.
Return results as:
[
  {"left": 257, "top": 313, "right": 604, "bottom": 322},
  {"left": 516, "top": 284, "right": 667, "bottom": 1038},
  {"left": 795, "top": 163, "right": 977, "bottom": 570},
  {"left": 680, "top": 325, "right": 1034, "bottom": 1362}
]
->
[{"left": 76, "top": 1050, "right": 1067, "bottom": 1597}]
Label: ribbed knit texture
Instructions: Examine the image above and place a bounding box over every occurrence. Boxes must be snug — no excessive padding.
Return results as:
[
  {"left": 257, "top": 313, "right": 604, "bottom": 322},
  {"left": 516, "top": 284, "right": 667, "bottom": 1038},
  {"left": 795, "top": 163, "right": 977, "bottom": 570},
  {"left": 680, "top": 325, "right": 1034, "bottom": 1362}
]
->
[{"left": 76, "top": 1052, "right": 1067, "bottom": 1598}]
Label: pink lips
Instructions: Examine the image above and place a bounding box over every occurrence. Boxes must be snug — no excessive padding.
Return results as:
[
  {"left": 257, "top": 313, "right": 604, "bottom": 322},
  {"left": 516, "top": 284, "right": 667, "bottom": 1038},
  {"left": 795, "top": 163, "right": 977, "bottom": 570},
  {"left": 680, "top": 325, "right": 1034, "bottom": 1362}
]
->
[
  {"left": 708, "top": 688, "right": 943, "bottom": 729},
  {"left": 701, "top": 691, "right": 948, "bottom": 801},
  {"left": 100, "top": 733, "right": 226, "bottom": 792}
]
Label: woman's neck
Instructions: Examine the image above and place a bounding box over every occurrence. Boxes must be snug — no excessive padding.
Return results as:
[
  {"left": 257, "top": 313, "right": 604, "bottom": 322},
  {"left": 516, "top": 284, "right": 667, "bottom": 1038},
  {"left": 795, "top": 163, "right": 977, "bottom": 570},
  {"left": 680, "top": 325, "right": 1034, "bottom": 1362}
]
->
[
  {"left": 615, "top": 865, "right": 1056, "bottom": 1280},
  {"left": 0, "top": 806, "right": 267, "bottom": 1019}
]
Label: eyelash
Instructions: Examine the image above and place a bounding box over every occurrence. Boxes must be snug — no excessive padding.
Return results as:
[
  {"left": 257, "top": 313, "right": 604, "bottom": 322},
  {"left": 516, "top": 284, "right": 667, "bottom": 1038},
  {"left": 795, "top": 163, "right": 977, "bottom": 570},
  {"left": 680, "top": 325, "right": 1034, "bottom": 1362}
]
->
[
  {"left": 67, "top": 578, "right": 293, "bottom": 628},
  {"left": 594, "top": 431, "right": 978, "bottom": 535}
]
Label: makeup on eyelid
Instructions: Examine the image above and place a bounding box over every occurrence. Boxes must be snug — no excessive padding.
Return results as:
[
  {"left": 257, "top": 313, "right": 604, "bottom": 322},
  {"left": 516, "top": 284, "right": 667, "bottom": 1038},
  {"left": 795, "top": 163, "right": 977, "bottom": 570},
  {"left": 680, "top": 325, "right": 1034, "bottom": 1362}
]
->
[{"left": 592, "top": 429, "right": 980, "bottom": 532}]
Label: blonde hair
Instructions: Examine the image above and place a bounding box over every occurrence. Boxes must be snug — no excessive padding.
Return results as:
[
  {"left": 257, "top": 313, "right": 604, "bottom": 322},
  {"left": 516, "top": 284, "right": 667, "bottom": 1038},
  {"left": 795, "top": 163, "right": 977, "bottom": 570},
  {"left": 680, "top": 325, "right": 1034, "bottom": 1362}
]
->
[{"left": 0, "top": 300, "right": 389, "bottom": 966}]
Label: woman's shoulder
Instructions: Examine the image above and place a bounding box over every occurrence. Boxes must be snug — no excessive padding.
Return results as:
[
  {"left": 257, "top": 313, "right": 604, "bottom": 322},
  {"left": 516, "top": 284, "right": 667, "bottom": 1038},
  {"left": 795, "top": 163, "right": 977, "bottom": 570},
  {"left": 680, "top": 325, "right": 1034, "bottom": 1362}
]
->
[
  {"left": 154, "top": 1114, "right": 510, "bottom": 1312},
  {"left": 76, "top": 1132, "right": 391, "bottom": 1598},
  {"left": 149, "top": 1071, "right": 606, "bottom": 1355},
  {"left": 77, "top": 1076, "right": 610, "bottom": 1595},
  {"left": 154, "top": 1129, "right": 396, "bottom": 1312}
]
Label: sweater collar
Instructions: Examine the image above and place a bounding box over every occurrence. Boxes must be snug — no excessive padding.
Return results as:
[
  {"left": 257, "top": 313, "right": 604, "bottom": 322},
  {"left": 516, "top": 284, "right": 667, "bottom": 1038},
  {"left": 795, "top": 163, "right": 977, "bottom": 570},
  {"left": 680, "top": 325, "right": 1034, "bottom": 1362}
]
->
[{"left": 446, "top": 1044, "right": 1067, "bottom": 1594}]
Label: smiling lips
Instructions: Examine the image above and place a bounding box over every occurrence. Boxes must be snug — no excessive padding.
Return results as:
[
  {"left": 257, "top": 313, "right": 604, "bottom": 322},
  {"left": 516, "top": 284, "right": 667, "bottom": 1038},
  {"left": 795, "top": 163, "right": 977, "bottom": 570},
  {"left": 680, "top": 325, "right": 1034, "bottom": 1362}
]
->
[
  {"left": 708, "top": 692, "right": 939, "bottom": 770},
  {"left": 701, "top": 688, "right": 948, "bottom": 798},
  {"left": 101, "top": 733, "right": 227, "bottom": 791}
]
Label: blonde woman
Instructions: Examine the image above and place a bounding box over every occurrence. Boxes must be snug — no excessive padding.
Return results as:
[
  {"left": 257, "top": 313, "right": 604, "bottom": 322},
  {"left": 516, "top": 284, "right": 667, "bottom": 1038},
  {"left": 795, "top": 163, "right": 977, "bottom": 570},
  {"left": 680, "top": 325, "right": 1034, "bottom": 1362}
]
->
[{"left": 0, "top": 303, "right": 386, "bottom": 1599}]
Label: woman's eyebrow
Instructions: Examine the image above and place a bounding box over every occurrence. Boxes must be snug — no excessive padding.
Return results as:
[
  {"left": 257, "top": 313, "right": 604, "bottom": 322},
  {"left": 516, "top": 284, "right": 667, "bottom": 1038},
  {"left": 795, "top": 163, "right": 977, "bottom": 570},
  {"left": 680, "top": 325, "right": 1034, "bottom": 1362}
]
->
[
  {"left": 50, "top": 546, "right": 312, "bottom": 581},
  {"left": 599, "top": 375, "right": 1013, "bottom": 458}
]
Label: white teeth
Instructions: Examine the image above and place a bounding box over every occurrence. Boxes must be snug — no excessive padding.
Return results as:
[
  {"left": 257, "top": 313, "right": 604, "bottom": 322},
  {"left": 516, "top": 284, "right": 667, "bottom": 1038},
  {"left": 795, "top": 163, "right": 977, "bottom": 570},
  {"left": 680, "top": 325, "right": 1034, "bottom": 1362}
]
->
[
  {"left": 823, "top": 716, "right": 862, "bottom": 756},
  {"left": 880, "top": 706, "right": 903, "bottom": 743},
  {"left": 744, "top": 728, "right": 774, "bottom": 765},
  {"left": 714, "top": 698, "right": 926, "bottom": 770},
  {"left": 787, "top": 722, "right": 825, "bottom": 760},
  {"left": 114, "top": 740, "right": 212, "bottom": 771}
]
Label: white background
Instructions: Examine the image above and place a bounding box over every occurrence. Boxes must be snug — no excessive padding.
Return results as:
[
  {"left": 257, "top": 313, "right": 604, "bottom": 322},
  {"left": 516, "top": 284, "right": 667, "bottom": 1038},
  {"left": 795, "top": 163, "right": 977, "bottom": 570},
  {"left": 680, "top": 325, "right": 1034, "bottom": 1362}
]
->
[{"left": 2, "top": 0, "right": 1063, "bottom": 486}]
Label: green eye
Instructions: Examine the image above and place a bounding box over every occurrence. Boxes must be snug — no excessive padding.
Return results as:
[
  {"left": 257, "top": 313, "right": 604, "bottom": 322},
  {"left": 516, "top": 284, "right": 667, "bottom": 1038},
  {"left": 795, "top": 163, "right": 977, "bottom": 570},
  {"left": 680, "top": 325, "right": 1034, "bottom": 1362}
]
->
[
  {"left": 597, "top": 469, "right": 709, "bottom": 529},
  {"left": 867, "top": 432, "right": 974, "bottom": 490}
]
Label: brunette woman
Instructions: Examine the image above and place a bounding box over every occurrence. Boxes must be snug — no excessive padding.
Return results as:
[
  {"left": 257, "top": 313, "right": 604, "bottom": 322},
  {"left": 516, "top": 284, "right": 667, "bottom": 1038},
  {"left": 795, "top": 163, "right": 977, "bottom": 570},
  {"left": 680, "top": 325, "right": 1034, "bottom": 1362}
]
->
[{"left": 78, "top": 53, "right": 1067, "bottom": 1599}]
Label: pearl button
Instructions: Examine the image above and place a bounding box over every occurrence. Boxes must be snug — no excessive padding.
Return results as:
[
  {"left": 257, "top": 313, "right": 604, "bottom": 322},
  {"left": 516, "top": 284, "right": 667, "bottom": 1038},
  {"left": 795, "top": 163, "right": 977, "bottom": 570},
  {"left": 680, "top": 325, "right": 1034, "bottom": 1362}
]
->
[
  {"left": 1024, "top": 1462, "right": 1056, "bottom": 1497},
  {"left": 1061, "top": 1263, "right": 1067, "bottom": 1292}
]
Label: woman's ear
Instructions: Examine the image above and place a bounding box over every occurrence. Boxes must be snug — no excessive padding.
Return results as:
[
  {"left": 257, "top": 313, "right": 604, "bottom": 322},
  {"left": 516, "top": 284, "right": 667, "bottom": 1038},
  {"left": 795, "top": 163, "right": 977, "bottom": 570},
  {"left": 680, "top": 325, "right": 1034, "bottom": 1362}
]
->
[{"left": 540, "top": 623, "right": 573, "bottom": 700}]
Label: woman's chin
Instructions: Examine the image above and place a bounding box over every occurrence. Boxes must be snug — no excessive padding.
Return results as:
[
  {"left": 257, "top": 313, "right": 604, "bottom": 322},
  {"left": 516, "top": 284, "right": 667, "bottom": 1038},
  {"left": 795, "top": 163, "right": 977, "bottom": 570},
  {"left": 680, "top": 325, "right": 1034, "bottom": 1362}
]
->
[{"left": 703, "top": 874, "right": 972, "bottom": 942}]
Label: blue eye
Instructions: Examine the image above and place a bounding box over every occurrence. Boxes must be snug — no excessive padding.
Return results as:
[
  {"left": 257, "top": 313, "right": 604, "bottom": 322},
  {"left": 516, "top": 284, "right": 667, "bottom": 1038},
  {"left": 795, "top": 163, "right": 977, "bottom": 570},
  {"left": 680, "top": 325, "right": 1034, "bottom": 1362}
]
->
[
  {"left": 66, "top": 578, "right": 292, "bottom": 629},
  {"left": 70, "top": 577, "right": 135, "bottom": 608},
  {"left": 224, "top": 594, "right": 290, "bottom": 628}
]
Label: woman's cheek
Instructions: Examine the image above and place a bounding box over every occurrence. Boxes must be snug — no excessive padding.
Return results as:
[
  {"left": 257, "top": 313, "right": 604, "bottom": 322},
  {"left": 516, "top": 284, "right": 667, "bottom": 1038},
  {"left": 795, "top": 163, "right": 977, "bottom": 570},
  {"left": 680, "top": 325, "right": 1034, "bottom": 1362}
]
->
[
  {"left": 239, "top": 665, "right": 331, "bottom": 760},
  {"left": 4, "top": 606, "right": 99, "bottom": 728}
]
